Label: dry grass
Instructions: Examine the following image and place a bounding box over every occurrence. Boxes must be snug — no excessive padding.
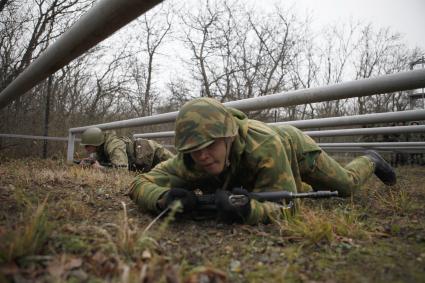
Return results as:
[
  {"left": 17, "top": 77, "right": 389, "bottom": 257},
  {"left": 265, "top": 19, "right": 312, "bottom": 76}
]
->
[
  {"left": 0, "top": 197, "right": 49, "bottom": 263},
  {"left": 278, "top": 205, "right": 371, "bottom": 246},
  {"left": 0, "top": 158, "right": 424, "bottom": 282}
]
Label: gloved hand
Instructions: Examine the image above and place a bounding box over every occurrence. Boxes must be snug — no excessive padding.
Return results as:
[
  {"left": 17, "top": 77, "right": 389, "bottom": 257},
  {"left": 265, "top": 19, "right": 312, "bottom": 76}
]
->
[
  {"left": 160, "top": 188, "right": 197, "bottom": 213},
  {"left": 215, "top": 187, "right": 251, "bottom": 223}
]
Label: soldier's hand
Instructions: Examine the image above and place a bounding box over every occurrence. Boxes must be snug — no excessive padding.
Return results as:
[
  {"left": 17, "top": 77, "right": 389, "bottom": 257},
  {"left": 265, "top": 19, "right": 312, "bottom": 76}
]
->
[
  {"left": 215, "top": 188, "right": 251, "bottom": 223},
  {"left": 161, "top": 188, "right": 197, "bottom": 213},
  {"left": 91, "top": 160, "right": 104, "bottom": 169}
]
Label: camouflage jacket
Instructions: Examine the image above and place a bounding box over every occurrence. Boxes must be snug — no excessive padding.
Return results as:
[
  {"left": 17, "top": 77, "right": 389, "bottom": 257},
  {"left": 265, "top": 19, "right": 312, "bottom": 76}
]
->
[
  {"left": 129, "top": 108, "right": 321, "bottom": 224},
  {"left": 96, "top": 132, "right": 174, "bottom": 171}
]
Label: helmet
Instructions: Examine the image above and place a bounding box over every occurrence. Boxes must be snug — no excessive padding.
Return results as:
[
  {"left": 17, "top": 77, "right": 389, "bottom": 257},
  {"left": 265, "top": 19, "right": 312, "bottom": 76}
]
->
[
  {"left": 175, "top": 98, "right": 238, "bottom": 153},
  {"left": 80, "top": 127, "right": 104, "bottom": 146}
]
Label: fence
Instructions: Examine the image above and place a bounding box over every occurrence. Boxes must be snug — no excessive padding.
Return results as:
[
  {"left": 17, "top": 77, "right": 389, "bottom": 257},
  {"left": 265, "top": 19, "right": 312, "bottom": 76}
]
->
[
  {"left": 66, "top": 68, "right": 425, "bottom": 162},
  {"left": 133, "top": 116, "right": 425, "bottom": 139},
  {"left": 0, "top": 0, "right": 422, "bottom": 162}
]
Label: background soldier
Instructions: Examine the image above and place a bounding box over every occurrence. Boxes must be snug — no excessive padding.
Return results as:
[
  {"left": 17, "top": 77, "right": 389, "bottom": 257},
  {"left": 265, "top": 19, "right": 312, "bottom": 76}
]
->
[{"left": 79, "top": 127, "right": 174, "bottom": 171}]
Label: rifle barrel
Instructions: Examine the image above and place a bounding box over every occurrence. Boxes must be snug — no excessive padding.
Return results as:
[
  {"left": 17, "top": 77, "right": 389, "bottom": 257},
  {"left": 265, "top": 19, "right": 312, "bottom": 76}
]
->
[
  {"left": 196, "top": 190, "right": 338, "bottom": 206},
  {"left": 251, "top": 190, "right": 338, "bottom": 201}
]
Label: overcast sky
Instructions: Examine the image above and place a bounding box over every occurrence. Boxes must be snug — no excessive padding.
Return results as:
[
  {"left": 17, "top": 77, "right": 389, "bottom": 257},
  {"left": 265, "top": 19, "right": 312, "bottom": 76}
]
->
[{"left": 279, "top": 0, "right": 425, "bottom": 49}]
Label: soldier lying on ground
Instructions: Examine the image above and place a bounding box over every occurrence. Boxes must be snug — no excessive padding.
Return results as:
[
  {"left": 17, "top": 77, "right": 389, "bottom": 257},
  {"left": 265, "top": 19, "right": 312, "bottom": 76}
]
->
[
  {"left": 79, "top": 127, "right": 174, "bottom": 172},
  {"left": 129, "top": 98, "right": 396, "bottom": 225}
]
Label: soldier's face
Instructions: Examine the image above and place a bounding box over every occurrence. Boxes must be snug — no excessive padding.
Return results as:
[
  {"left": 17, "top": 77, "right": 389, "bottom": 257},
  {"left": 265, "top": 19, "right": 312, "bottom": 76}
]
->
[
  {"left": 190, "top": 138, "right": 228, "bottom": 176},
  {"left": 84, "top": 145, "right": 97, "bottom": 154}
]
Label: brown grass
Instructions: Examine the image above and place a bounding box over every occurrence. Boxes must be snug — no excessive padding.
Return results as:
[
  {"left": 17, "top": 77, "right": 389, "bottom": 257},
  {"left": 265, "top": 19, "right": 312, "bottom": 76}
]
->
[{"left": 0, "top": 159, "right": 424, "bottom": 282}]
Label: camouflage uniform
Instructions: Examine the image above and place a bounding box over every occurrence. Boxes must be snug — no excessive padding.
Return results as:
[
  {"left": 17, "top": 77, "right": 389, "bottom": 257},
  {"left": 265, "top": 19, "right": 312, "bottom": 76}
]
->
[
  {"left": 95, "top": 131, "right": 174, "bottom": 171},
  {"left": 129, "top": 98, "right": 375, "bottom": 224}
]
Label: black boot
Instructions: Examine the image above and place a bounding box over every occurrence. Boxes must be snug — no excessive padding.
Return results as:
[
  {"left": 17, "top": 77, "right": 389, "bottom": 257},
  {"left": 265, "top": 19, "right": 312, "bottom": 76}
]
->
[{"left": 365, "top": 150, "right": 397, "bottom": 186}]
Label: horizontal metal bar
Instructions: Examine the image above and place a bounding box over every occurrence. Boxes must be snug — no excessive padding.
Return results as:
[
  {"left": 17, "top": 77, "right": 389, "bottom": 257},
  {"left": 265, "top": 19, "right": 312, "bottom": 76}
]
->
[
  {"left": 156, "top": 144, "right": 425, "bottom": 153},
  {"left": 133, "top": 122, "right": 425, "bottom": 139},
  {"left": 70, "top": 69, "right": 425, "bottom": 133},
  {"left": 321, "top": 146, "right": 425, "bottom": 151},
  {"left": 134, "top": 131, "right": 174, "bottom": 139},
  {"left": 225, "top": 69, "right": 425, "bottom": 111},
  {"left": 70, "top": 112, "right": 177, "bottom": 133},
  {"left": 0, "top": 0, "right": 163, "bottom": 109},
  {"left": 305, "top": 125, "right": 425, "bottom": 137},
  {"left": 0, "top": 133, "right": 79, "bottom": 141},
  {"left": 324, "top": 147, "right": 425, "bottom": 153},
  {"left": 273, "top": 109, "right": 425, "bottom": 129},
  {"left": 152, "top": 144, "right": 425, "bottom": 151},
  {"left": 318, "top": 142, "right": 425, "bottom": 147}
]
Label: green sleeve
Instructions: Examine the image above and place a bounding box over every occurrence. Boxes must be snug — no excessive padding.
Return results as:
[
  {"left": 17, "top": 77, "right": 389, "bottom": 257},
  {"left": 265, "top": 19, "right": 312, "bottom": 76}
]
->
[
  {"left": 105, "top": 138, "right": 128, "bottom": 168},
  {"left": 128, "top": 157, "right": 188, "bottom": 213}
]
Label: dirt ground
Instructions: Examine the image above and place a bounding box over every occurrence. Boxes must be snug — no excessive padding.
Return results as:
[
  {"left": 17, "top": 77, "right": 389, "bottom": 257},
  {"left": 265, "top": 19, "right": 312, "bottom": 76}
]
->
[{"left": 0, "top": 158, "right": 424, "bottom": 283}]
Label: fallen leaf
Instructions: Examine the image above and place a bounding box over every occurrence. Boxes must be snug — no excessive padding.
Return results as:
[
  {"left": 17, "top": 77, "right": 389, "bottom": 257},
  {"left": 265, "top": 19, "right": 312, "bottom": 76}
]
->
[
  {"left": 0, "top": 262, "right": 19, "bottom": 275},
  {"left": 165, "top": 264, "right": 180, "bottom": 283},
  {"left": 90, "top": 251, "right": 120, "bottom": 276},
  {"left": 64, "top": 257, "right": 82, "bottom": 270},
  {"left": 184, "top": 266, "right": 227, "bottom": 283},
  {"left": 47, "top": 259, "right": 65, "bottom": 278},
  {"left": 230, "top": 259, "right": 241, "bottom": 273},
  {"left": 47, "top": 255, "right": 82, "bottom": 279},
  {"left": 142, "top": 249, "right": 152, "bottom": 260}
]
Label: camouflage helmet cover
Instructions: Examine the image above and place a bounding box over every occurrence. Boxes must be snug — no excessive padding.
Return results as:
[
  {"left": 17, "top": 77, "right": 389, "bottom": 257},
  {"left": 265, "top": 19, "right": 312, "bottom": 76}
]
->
[
  {"left": 175, "top": 98, "right": 238, "bottom": 153},
  {"left": 80, "top": 127, "right": 104, "bottom": 146}
]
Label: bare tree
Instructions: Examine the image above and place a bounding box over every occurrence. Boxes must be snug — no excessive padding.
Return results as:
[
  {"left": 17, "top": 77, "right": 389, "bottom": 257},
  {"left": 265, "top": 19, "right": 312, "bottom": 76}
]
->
[
  {"left": 0, "top": 0, "right": 92, "bottom": 133},
  {"left": 353, "top": 24, "right": 416, "bottom": 114},
  {"left": 177, "top": 1, "right": 298, "bottom": 102},
  {"left": 287, "top": 16, "right": 318, "bottom": 120},
  {"left": 179, "top": 0, "right": 223, "bottom": 99},
  {"left": 124, "top": 3, "right": 173, "bottom": 117},
  {"left": 309, "top": 21, "right": 361, "bottom": 118},
  {"left": 83, "top": 51, "right": 130, "bottom": 122},
  {"left": 162, "top": 78, "right": 191, "bottom": 112}
]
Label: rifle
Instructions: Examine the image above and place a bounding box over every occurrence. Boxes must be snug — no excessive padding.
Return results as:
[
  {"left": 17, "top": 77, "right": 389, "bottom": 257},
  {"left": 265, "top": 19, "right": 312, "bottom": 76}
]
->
[
  {"left": 73, "top": 158, "right": 96, "bottom": 166},
  {"left": 73, "top": 158, "right": 112, "bottom": 168},
  {"left": 195, "top": 190, "right": 339, "bottom": 210}
]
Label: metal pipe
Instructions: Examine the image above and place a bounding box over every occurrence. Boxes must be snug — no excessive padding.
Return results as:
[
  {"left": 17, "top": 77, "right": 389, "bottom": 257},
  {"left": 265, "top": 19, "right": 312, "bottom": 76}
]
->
[
  {"left": 273, "top": 109, "right": 425, "bottom": 129},
  {"left": 318, "top": 142, "right": 425, "bottom": 147},
  {"left": 323, "top": 147, "right": 425, "bottom": 153},
  {"left": 225, "top": 69, "right": 425, "bottom": 111},
  {"left": 320, "top": 142, "right": 425, "bottom": 153},
  {"left": 304, "top": 125, "right": 425, "bottom": 137},
  {"left": 132, "top": 141, "right": 425, "bottom": 148},
  {"left": 134, "top": 131, "right": 174, "bottom": 139},
  {"left": 70, "top": 112, "right": 177, "bottom": 133},
  {"left": 133, "top": 121, "right": 425, "bottom": 139},
  {"left": 0, "top": 0, "right": 163, "bottom": 109},
  {"left": 0, "top": 133, "right": 71, "bottom": 141}
]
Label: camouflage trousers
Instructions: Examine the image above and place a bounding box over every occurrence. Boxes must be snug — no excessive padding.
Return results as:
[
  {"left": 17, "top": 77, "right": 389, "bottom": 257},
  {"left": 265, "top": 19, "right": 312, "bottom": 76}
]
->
[{"left": 300, "top": 151, "right": 374, "bottom": 197}]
